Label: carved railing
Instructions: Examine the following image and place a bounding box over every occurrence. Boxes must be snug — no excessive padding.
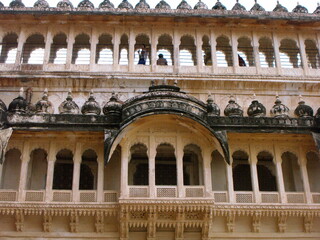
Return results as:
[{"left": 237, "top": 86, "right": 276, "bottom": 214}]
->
[
  {"left": 24, "top": 190, "right": 45, "bottom": 202},
  {"left": 79, "top": 190, "right": 96, "bottom": 203},
  {"left": 184, "top": 186, "right": 205, "bottom": 198},
  {"left": 235, "top": 191, "right": 254, "bottom": 203},
  {"left": 312, "top": 193, "right": 320, "bottom": 204},
  {"left": 156, "top": 186, "right": 177, "bottom": 198},
  {"left": 213, "top": 191, "right": 228, "bottom": 203},
  {"left": 286, "top": 192, "right": 306, "bottom": 204},
  {"left": 261, "top": 192, "right": 280, "bottom": 203},
  {"left": 0, "top": 190, "right": 17, "bottom": 202},
  {"left": 103, "top": 191, "right": 119, "bottom": 203},
  {"left": 52, "top": 190, "right": 72, "bottom": 202},
  {"left": 129, "top": 186, "right": 149, "bottom": 198}
]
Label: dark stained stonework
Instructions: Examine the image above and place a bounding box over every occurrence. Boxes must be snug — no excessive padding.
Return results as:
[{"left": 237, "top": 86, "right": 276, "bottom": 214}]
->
[
  {"left": 177, "top": 0, "right": 192, "bottom": 10},
  {"left": 273, "top": 1, "right": 288, "bottom": 12},
  {"left": 247, "top": 97, "right": 266, "bottom": 117},
  {"left": 103, "top": 92, "right": 123, "bottom": 122},
  {"left": 207, "top": 95, "right": 220, "bottom": 117},
  {"left": 57, "top": 0, "right": 73, "bottom": 9},
  {"left": 294, "top": 97, "right": 313, "bottom": 118},
  {"left": 78, "top": 0, "right": 94, "bottom": 9},
  {"left": 250, "top": 0, "right": 265, "bottom": 12},
  {"left": 232, "top": 0, "right": 246, "bottom": 11},
  {"left": 0, "top": 99, "right": 7, "bottom": 112},
  {"left": 0, "top": 2, "right": 3, "bottom": 8},
  {"left": 212, "top": 0, "right": 226, "bottom": 10},
  {"left": 99, "top": 0, "right": 114, "bottom": 9},
  {"left": 58, "top": 90, "right": 80, "bottom": 114},
  {"left": 118, "top": 0, "right": 133, "bottom": 9},
  {"left": 35, "top": 89, "right": 53, "bottom": 114},
  {"left": 224, "top": 96, "right": 243, "bottom": 117},
  {"left": 135, "top": 0, "right": 150, "bottom": 10},
  {"left": 34, "top": 0, "right": 49, "bottom": 8},
  {"left": 270, "top": 95, "right": 289, "bottom": 118},
  {"left": 8, "top": 89, "right": 28, "bottom": 114},
  {"left": 316, "top": 107, "right": 320, "bottom": 118},
  {"left": 194, "top": 1, "right": 208, "bottom": 10},
  {"left": 155, "top": 0, "right": 171, "bottom": 10},
  {"left": 81, "top": 91, "right": 101, "bottom": 115},
  {"left": 314, "top": 4, "right": 320, "bottom": 14},
  {"left": 292, "top": 3, "right": 308, "bottom": 14},
  {"left": 9, "top": 0, "right": 24, "bottom": 8}
]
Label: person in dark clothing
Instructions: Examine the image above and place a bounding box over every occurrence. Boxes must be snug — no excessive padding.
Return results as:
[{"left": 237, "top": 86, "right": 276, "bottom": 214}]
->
[
  {"left": 138, "top": 44, "right": 148, "bottom": 65},
  {"left": 238, "top": 54, "right": 246, "bottom": 66},
  {"left": 157, "top": 54, "right": 168, "bottom": 65}
]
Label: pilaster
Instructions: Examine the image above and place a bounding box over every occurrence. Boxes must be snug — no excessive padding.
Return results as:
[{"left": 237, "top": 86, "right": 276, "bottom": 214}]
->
[
  {"left": 173, "top": 28, "right": 180, "bottom": 73},
  {"left": 298, "top": 33, "right": 309, "bottom": 76},
  {"left": 203, "top": 148, "right": 213, "bottom": 197},
  {"left": 196, "top": 30, "right": 203, "bottom": 72},
  {"left": 18, "top": 141, "right": 30, "bottom": 201},
  {"left": 249, "top": 145, "right": 261, "bottom": 203},
  {"left": 226, "top": 162, "right": 235, "bottom": 203},
  {"left": 72, "top": 142, "right": 82, "bottom": 202},
  {"left": 274, "top": 146, "right": 287, "bottom": 203},
  {"left": 151, "top": 29, "right": 157, "bottom": 72},
  {"left": 149, "top": 136, "right": 156, "bottom": 198},
  {"left": 113, "top": 28, "right": 120, "bottom": 71},
  {"left": 43, "top": 27, "right": 53, "bottom": 70},
  {"left": 299, "top": 147, "right": 312, "bottom": 204},
  {"left": 120, "top": 144, "right": 129, "bottom": 198},
  {"left": 96, "top": 148, "right": 104, "bottom": 202},
  {"left": 45, "top": 142, "right": 56, "bottom": 202},
  {"left": 15, "top": 28, "right": 26, "bottom": 66},
  {"left": 272, "top": 32, "right": 282, "bottom": 75},
  {"left": 128, "top": 29, "right": 135, "bottom": 72},
  {"left": 89, "top": 28, "right": 98, "bottom": 71},
  {"left": 230, "top": 31, "right": 238, "bottom": 74},
  {"left": 176, "top": 136, "right": 184, "bottom": 198},
  {"left": 210, "top": 30, "right": 218, "bottom": 73},
  {"left": 65, "top": 25, "right": 75, "bottom": 70},
  {"left": 252, "top": 32, "right": 261, "bottom": 74}
]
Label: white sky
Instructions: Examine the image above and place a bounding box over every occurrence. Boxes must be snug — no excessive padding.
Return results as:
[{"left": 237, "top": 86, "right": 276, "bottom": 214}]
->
[{"left": 1, "top": 0, "right": 318, "bottom": 13}]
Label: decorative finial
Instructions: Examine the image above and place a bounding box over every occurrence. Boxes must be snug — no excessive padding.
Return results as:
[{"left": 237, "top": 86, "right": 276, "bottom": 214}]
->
[
  {"left": 174, "top": 80, "right": 178, "bottom": 86},
  {"left": 19, "top": 87, "right": 24, "bottom": 97},
  {"left": 151, "top": 80, "right": 155, "bottom": 87},
  {"left": 253, "top": 93, "right": 257, "bottom": 101},
  {"left": 90, "top": 89, "right": 94, "bottom": 97}
]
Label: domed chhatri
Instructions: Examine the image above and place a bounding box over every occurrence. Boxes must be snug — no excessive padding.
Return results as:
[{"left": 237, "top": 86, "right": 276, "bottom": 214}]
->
[
  {"left": 247, "top": 94, "right": 266, "bottom": 117},
  {"left": 292, "top": 2, "right": 308, "bottom": 13},
  {"left": 81, "top": 90, "right": 101, "bottom": 115},
  {"left": 58, "top": 90, "right": 80, "bottom": 114},
  {"left": 270, "top": 94, "right": 289, "bottom": 118},
  {"left": 35, "top": 89, "right": 54, "bottom": 114},
  {"left": 224, "top": 95, "right": 243, "bottom": 117},
  {"left": 118, "top": 0, "right": 133, "bottom": 9},
  {"left": 250, "top": 0, "right": 265, "bottom": 12},
  {"left": 273, "top": 1, "right": 288, "bottom": 12},
  {"left": 135, "top": 0, "right": 150, "bottom": 10},
  {"left": 9, "top": 0, "right": 25, "bottom": 8},
  {"left": 0, "top": 99, "right": 7, "bottom": 112},
  {"left": 294, "top": 95, "right": 313, "bottom": 118},
  {"left": 194, "top": 0, "right": 208, "bottom": 10},
  {"left": 212, "top": 0, "right": 226, "bottom": 10},
  {"left": 155, "top": 0, "right": 171, "bottom": 10},
  {"left": 34, "top": 0, "right": 49, "bottom": 8},
  {"left": 57, "top": 0, "right": 73, "bottom": 9},
  {"left": 78, "top": 0, "right": 94, "bottom": 9},
  {"left": 99, "top": 0, "right": 114, "bottom": 9},
  {"left": 103, "top": 92, "right": 123, "bottom": 122},
  {"left": 8, "top": 88, "right": 28, "bottom": 114},
  {"left": 207, "top": 94, "right": 220, "bottom": 117},
  {"left": 232, "top": 0, "right": 246, "bottom": 11},
  {"left": 177, "top": 0, "right": 192, "bottom": 10},
  {"left": 314, "top": 3, "right": 320, "bottom": 14}
]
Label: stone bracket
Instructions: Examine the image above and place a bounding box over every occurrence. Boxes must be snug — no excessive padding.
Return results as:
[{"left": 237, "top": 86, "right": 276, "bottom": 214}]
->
[
  {"left": 104, "top": 129, "right": 120, "bottom": 165},
  {"left": 0, "top": 128, "right": 13, "bottom": 164},
  {"left": 312, "top": 132, "right": 320, "bottom": 152},
  {"left": 213, "top": 130, "right": 230, "bottom": 165}
]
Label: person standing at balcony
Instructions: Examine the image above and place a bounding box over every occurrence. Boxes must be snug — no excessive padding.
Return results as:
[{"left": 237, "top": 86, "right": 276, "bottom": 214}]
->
[
  {"left": 157, "top": 54, "right": 168, "bottom": 65},
  {"left": 138, "top": 44, "right": 148, "bottom": 65}
]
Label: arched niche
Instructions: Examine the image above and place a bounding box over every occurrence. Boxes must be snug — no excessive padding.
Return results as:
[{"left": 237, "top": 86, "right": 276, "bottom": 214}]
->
[
  {"left": 0, "top": 33, "right": 18, "bottom": 64},
  {"left": 134, "top": 34, "right": 151, "bottom": 65},
  {"left": 216, "top": 35, "right": 233, "bottom": 67},
  {"left": 128, "top": 143, "right": 149, "bottom": 186},
  {"left": 179, "top": 35, "right": 196, "bottom": 66},
  {"left": 257, "top": 151, "right": 277, "bottom": 191},
  {"left": 211, "top": 150, "right": 227, "bottom": 191},
  {"left": 202, "top": 35, "right": 211, "bottom": 66},
  {"left": 259, "top": 37, "right": 275, "bottom": 68},
  {"left": 53, "top": 149, "right": 73, "bottom": 190},
  {"left": 238, "top": 36, "right": 255, "bottom": 67},
  {"left": 80, "top": 149, "right": 98, "bottom": 190},
  {"left": 305, "top": 39, "right": 320, "bottom": 69},
  {"left": 0, "top": 149, "right": 21, "bottom": 189},
  {"left": 155, "top": 143, "right": 176, "bottom": 186},
  {"left": 306, "top": 151, "right": 320, "bottom": 192},
  {"left": 72, "top": 33, "right": 91, "bottom": 64},
  {"left": 157, "top": 34, "right": 173, "bottom": 65},
  {"left": 281, "top": 151, "right": 303, "bottom": 192},
  {"left": 183, "top": 144, "right": 203, "bottom": 186},
  {"left": 279, "top": 39, "right": 302, "bottom": 68},
  {"left": 26, "top": 148, "right": 47, "bottom": 190},
  {"left": 232, "top": 150, "right": 252, "bottom": 191},
  {"left": 96, "top": 34, "right": 113, "bottom": 64},
  {"left": 119, "top": 34, "right": 129, "bottom": 65},
  {"left": 22, "top": 34, "right": 45, "bottom": 64},
  {"left": 49, "top": 33, "right": 67, "bottom": 64},
  {"left": 104, "top": 145, "right": 121, "bottom": 191}
]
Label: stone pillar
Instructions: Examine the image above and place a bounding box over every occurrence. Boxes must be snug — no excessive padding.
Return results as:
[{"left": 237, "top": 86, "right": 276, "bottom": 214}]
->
[
  {"left": 96, "top": 148, "right": 104, "bottom": 202},
  {"left": 196, "top": 30, "right": 203, "bottom": 72},
  {"left": 113, "top": 29, "right": 120, "bottom": 71},
  {"left": 45, "top": 142, "right": 56, "bottom": 202},
  {"left": 226, "top": 161, "right": 235, "bottom": 203},
  {"left": 299, "top": 148, "right": 312, "bottom": 204},
  {"left": 149, "top": 136, "right": 156, "bottom": 198},
  {"left": 43, "top": 27, "right": 53, "bottom": 70},
  {"left": 176, "top": 136, "right": 184, "bottom": 198},
  {"left": 271, "top": 33, "right": 282, "bottom": 75},
  {"left": 297, "top": 34, "right": 309, "bottom": 76},
  {"left": 274, "top": 146, "right": 286, "bottom": 203},
  {"left": 18, "top": 142, "right": 30, "bottom": 201},
  {"left": 72, "top": 143, "right": 82, "bottom": 202},
  {"left": 249, "top": 146, "right": 261, "bottom": 203},
  {"left": 89, "top": 28, "right": 98, "bottom": 71},
  {"left": 203, "top": 149, "right": 213, "bottom": 197},
  {"left": 173, "top": 29, "right": 180, "bottom": 73},
  {"left": 15, "top": 29, "right": 26, "bottom": 66},
  {"left": 120, "top": 144, "right": 129, "bottom": 198},
  {"left": 230, "top": 31, "right": 239, "bottom": 74},
  {"left": 151, "top": 30, "right": 157, "bottom": 72},
  {"left": 210, "top": 30, "right": 218, "bottom": 73},
  {"left": 65, "top": 26, "right": 75, "bottom": 70},
  {"left": 128, "top": 29, "right": 135, "bottom": 72},
  {"left": 252, "top": 33, "right": 261, "bottom": 74}
]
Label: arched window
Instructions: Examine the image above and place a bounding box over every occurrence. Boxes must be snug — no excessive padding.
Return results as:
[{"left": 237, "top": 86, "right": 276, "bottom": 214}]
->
[
  {"left": 22, "top": 34, "right": 45, "bottom": 64},
  {"left": 53, "top": 149, "right": 73, "bottom": 190},
  {"left": 49, "top": 33, "right": 67, "bottom": 64},
  {"left": 134, "top": 34, "right": 151, "bottom": 65},
  {"left": 80, "top": 149, "right": 98, "bottom": 190},
  {"left": 128, "top": 144, "right": 148, "bottom": 186},
  {"left": 26, "top": 149, "right": 47, "bottom": 190},
  {"left": 179, "top": 35, "right": 196, "bottom": 66},
  {"left": 257, "top": 151, "right": 277, "bottom": 191},
  {"left": 306, "top": 151, "right": 320, "bottom": 192},
  {"left": 72, "top": 33, "right": 90, "bottom": 64},
  {"left": 238, "top": 37, "right": 255, "bottom": 67},
  {"left": 0, "top": 33, "right": 18, "bottom": 64},
  {"left": 155, "top": 143, "right": 176, "bottom": 186},
  {"left": 0, "top": 149, "right": 21, "bottom": 189},
  {"left": 259, "top": 37, "right": 275, "bottom": 68},
  {"left": 279, "top": 39, "right": 302, "bottom": 68},
  {"left": 281, "top": 152, "right": 303, "bottom": 192},
  {"left": 119, "top": 34, "right": 128, "bottom": 65},
  {"left": 183, "top": 144, "right": 203, "bottom": 186},
  {"left": 157, "top": 34, "right": 173, "bottom": 65},
  {"left": 305, "top": 39, "right": 320, "bottom": 69},
  {"left": 216, "top": 36, "right": 233, "bottom": 67},
  {"left": 96, "top": 34, "right": 113, "bottom": 64},
  {"left": 232, "top": 150, "right": 252, "bottom": 191},
  {"left": 211, "top": 150, "right": 227, "bottom": 191},
  {"left": 202, "top": 35, "right": 212, "bottom": 66}
]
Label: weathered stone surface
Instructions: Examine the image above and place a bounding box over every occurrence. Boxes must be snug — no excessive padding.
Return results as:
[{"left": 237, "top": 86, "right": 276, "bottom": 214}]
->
[
  {"left": 0, "top": 99, "right": 7, "bottom": 112},
  {"left": 118, "top": 0, "right": 133, "bottom": 9},
  {"left": 58, "top": 90, "right": 80, "bottom": 114},
  {"left": 224, "top": 96, "right": 243, "bottom": 117},
  {"left": 78, "top": 0, "right": 94, "bottom": 9},
  {"left": 314, "top": 3, "right": 320, "bottom": 14},
  {"left": 35, "top": 89, "right": 53, "bottom": 114},
  {"left": 34, "top": 0, "right": 49, "bottom": 8},
  {"left": 135, "top": 0, "right": 150, "bottom": 9},
  {"left": 81, "top": 91, "right": 101, "bottom": 115},
  {"left": 270, "top": 95, "right": 289, "bottom": 118},
  {"left": 247, "top": 96, "right": 266, "bottom": 117},
  {"left": 207, "top": 95, "right": 220, "bottom": 117},
  {"left": 99, "top": 0, "right": 114, "bottom": 9},
  {"left": 294, "top": 96, "right": 313, "bottom": 118},
  {"left": 177, "top": 0, "right": 191, "bottom": 10},
  {"left": 8, "top": 88, "right": 28, "bottom": 114},
  {"left": 57, "top": 0, "right": 73, "bottom": 9},
  {"left": 194, "top": 0, "right": 207, "bottom": 10},
  {"left": 103, "top": 92, "right": 123, "bottom": 122},
  {"left": 9, "top": 0, "right": 24, "bottom": 8},
  {"left": 232, "top": 0, "right": 246, "bottom": 11},
  {"left": 212, "top": 0, "right": 226, "bottom": 10},
  {"left": 0, "top": 128, "right": 13, "bottom": 164},
  {"left": 155, "top": 0, "right": 171, "bottom": 10},
  {"left": 250, "top": 0, "right": 265, "bottom": 12},
  {"left": 273, "top": 1, "right": 288, "bottom": 12},
  {"left": 292, "top": 3, "right": 308, "bottom": 14}
]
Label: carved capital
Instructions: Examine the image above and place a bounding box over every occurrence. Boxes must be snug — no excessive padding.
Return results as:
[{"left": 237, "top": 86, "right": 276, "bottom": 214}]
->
[
  {"left": 278, "top": 214, "right": 287, "bottom": 233},
  {"left": 252, "top": 212, "right": 262, "bottom": 233},
  {"left": 43, "top": 214, "right": 52, "bottom": 232},
  {"left": 226, "top": 213, "right": 235, "bottom": 233},
  {"left": 15, "top": 211, "right": 24, "bottom": 232},
  {"left": 70, "top": 212, "right": 79, "bottom": 233},
  {"left": 95, "top": 211, "right": 105, "bottom": 233},
  {"left": 304, "top": 215, "right": 314, "bottom": 233}
]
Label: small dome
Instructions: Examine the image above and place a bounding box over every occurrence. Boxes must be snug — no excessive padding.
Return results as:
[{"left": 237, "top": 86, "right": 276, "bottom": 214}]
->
[
  {"left": 294, "top": 96, "right": 313, "bottom": 118},
  {"left": 8, "top": 88, "right": 28, "bottom": 114},
  {"left": 103, "top": 92, "right": 123, "bottom": 115},
  {"left": 99, "top": 0, "right": 114, "bottom": 9},
  {"left": 314, "top": 3, "right": 320, "bottom": 14},
  {"left": 58, "top": 90, "right": 80, "bottom": 114},
  {"left": 155, "top": 0, "right": 171, "bottom": 10},
  {"left": 81, "top": 90, "right": 101, "bottom": 115},
  {"left": 212, "top": 0, "right": 226, "bottom": 10},
  {"left": 247, "top": 95, "right": 266, "bottom": 117},
  {"left": 35, "top": 89, "right": 54, "bottom": 114},
  {"left": 194, "top": 0, "right": 208, "bottom": 10},
  {"left": 0, "top": 2, "right": 4, "bottom": 8},
  {"left": 34, "top": 0, "right": 49, "bottom": 8},
  {"left": 78, "top": 0, "right": 94, "bottom": 9},
  {"left": 224, "top": 95, "right": 243, "bottom": 117},
  {"left": 273, "top": 1, "right": 288, "bottom": 12},
  {"left": 250, "top": 0, "right": 265, "bottom": 12},
  {"left": 57, "top": 0, "right": 73, "bottom": 9},
  {"left": 232, "top": 0, "right": 246, "bottom": 11},
  {"left": 0, "top": 99, "right": 7, "bottom": 112},
  {"left": 292, "top": 3, "right": 308, "bottom": 13},
  {"left": 177, "top": 0, "right": 191, "bottom": 10},
  {"left": 207, "top": 94, "right": 220, "bottom": 117},
  {"left": 315, "top": 107, "right": 320, "bottom": 118},
  {"left": 118, "top": 0, "right": 133, "bottom": 9},
  {"left": 9, "top": 0, "right": 25, "bottom": 8},
  {"left": 135, "top": 0, "right": 150, "bottom": 9},
  {"left": 270, "top": 95, "right": 289, "bottom": 118}
]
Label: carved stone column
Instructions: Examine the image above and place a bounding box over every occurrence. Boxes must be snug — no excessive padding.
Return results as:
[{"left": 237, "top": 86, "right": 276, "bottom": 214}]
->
[
  {"left": 226, "top": 163, "right": 235, "bottom": 203},
  {"left": 96, "top": 148, "right": 104, "bottom": 202},
  {"left": 249, "top": 146, "right": 261, "bottom": 203},
  {"left": 89, "top": 28, "right": 98, "bottom": 71},
  {"left": 43, "top": 27, "right": 53, "bottom": 70},
  {"left": 274, "top": 146, "right": 287, "bottom": 203},
  {"left": 119, "top": 207, "right": 129, "bottom": 240},
  {"left": 271, "top": 32, "right": 282, "bottom": 75},
  {"left": 230, "top": 31, "right": 239, "bottom": 74},
  {"left": 298, "top": 33, "right": 309, "bottom": 76},
  {"left": 173, "top": 28, "right": 180, "bottom": 73},
  {"left": 128, "top": 28, "right": 135, "bottom": 72},
  {"left": 45, "top": 142, "right": 56, "bottom": 202},
  {"left": 113, "top": 29, "right": 120, "bottom": 71},
  {"left": 176, "top": 136, "right": 184, "bottom": 198},
  {"left": 147, "top": 208, "right": 157, "bottom": 240},
  {"left": 65, "top": 25, "right": 75, "bottom": 70},
  {"left": 175, "top": 210, "right": 184, "bottom": 240},
  {"left": 203, "top": 148, "right": 213, "bottom": 197},
  {"left": 18, "top": 141, "right": 30, "bottom": 201},
  {"left": 210, "top": 30, "right": 218, "bottom": 73},
  {"left": 120, "top": 144, "right": 129, "bottom": 198},
  {"left": 151, "top": 29, "right": 157, "bottom": 72},
  {"left": 252, "top": 33, "right": 261, "bottom": 74},
  {"left": 15, "top": 29, "right": 26, "bottom": 66},
  {"left": 196, "top": 30, "right": 203, "bottom": 73},
  {"left": 299, "top": 147, "right": 312, "bottom": 204},
  {"left": 149, "top": 136, "right": 156, "bottom": 198},
  {"left": 72, "top": 142, "right": 82, "bottom": 202}
]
